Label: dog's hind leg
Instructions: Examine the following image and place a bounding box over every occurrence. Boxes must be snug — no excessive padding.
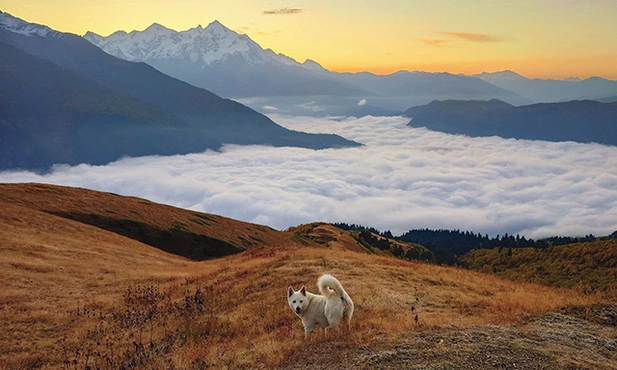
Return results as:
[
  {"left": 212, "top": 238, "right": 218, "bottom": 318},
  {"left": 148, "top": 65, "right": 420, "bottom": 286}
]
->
[
  {"left": 347, "top": 313, "right": 353, "bottom": 331},
  {"left": 346, "top": 302, "right": 354, "bottom": 332}
]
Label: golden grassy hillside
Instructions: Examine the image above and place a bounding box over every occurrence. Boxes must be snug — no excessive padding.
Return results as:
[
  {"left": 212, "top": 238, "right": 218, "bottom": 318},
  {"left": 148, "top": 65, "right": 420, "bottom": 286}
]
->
[
  {"left": 288, "top": 222, "right": 373, "bottom": 253},
  {"left": 0, "top": 183, "right": 319, "bottom": 260},
  {"left": 1, "top": 183, "right": 615, "bottom": 369}
]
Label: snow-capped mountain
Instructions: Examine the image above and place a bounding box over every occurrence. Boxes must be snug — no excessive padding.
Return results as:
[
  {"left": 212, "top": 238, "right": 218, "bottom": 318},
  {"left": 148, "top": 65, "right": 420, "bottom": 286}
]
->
[
  {"left": 84, "top": 21, "right": 365, "bottom": 98},
  {"left": 84, "top": 21, "right": 294, "bottom": 67},
  {"left": 0, "top": 10, "right": 61, "bottom": 38}
]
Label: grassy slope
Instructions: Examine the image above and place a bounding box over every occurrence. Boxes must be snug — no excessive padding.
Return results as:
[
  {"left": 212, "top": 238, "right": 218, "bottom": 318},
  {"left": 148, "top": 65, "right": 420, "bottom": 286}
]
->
[
  {"left": 0, "top": 183, "right": 315, "bottom": 260},
  {"left": 0, "top": 183, "right": 615, "bottom": 369}
]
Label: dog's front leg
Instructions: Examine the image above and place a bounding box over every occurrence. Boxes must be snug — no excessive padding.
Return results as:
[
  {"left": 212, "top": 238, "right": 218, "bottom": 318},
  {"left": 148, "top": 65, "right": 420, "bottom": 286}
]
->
[{"left": 303, "top": 323, "right": 315, "bottom": 339}]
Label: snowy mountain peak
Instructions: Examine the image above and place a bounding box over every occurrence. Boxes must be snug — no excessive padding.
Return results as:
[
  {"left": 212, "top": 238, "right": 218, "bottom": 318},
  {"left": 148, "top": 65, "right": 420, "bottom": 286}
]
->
[
  {"left": 206, "top": 20, "right": 226, "bottom": 30},
  {"left": 147, "top": 22, "right": 166, "bottom": 29},
  {"left": 0, "top": 10, "right": 62, "bottom": 38},
  {"left": 144, "top": 22, "right": 172, "bottom": 33},
  {"left": 302, "top": 59, "right": 328, "bottom": 73},
  {"left": 83, "top": 31, "right": 103, "bottom": 42},
  {"left": 84, "top": 19, "right": 270, "bottom": 66}
]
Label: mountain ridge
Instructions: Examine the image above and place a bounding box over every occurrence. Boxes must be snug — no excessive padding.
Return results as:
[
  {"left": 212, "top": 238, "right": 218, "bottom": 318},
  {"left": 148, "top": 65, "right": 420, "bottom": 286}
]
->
[
  {"left": 0, "top": 9, "right": 61, "bottom": 38},
  {"left": 404, "top": 99, "right": 617, "bottom": 146},
  {"left": 0, "top": 39, "right": 208, "bottom": 170},
  {"left": 83, "top": 19, "right": 367, "bottom": 98},
  {"left": 83, "top": 20, "right": 531, "bottom": 111},
  {"left": 0, "top": 11, "right": 359, "bottom": 170},
  {"left": 83, "top": 19, "right": 617, "bottom": 116},
  {"left": 84, "top": 20, "right": 266, "bottom": 66},
  {"left": 473, "top": 70, "right": 617, "bottom": 102}
]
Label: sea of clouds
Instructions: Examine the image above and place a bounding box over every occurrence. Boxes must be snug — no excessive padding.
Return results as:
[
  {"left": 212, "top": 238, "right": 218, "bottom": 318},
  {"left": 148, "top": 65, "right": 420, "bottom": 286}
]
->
[{"left": 1, "top": 115, "right": 616, "bottom": 239}]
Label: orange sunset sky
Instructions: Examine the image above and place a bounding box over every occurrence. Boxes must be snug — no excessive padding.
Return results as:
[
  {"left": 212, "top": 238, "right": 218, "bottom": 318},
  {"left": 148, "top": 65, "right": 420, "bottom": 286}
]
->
[{"left": 1, "top": 0, "right": 616, "bottom": 79}]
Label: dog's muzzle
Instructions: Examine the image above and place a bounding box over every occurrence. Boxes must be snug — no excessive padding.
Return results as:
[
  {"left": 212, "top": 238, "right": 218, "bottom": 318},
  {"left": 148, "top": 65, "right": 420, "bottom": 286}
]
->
[{"left": 295, "top": 307, "right": 301, "bottom": 314}]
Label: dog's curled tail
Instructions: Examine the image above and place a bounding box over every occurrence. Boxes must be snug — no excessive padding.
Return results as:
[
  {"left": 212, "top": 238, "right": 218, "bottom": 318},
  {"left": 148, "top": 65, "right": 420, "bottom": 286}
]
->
[{"left": 318, "top": 274, "right": 350, "bottom": 299}]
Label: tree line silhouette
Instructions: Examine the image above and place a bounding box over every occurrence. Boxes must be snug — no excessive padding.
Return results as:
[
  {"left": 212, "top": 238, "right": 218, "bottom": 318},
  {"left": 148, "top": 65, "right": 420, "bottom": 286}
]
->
[{"left": 333, "top": 222, "right": 609, "bottom": 265}]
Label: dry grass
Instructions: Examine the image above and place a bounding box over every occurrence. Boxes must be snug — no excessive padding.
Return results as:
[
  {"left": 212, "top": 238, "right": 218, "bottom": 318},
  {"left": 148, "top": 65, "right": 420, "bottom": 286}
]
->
[
  {"left": 0, "top": 183, "right": 607, "bottom": 369},
  {"left": 0, "top": 183, "right": 308, "bottom": 255}
]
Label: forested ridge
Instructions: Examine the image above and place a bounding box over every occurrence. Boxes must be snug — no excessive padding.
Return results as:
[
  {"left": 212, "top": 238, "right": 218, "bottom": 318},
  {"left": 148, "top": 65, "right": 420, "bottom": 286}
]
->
[
  {"left": 333, "top": 223, "right": 617, "bottom": 297},
  {"left": 333, "top": 223, "right": 609, "bottom": 263}
]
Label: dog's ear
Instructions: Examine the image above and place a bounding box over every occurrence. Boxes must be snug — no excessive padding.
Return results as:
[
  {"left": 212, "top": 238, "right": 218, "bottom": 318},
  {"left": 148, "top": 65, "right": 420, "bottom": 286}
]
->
[
  {"left": 300, "top": 286, "right": 306, "bottom": 296},
  {"left": 288, "top": 286, "right": 294, "bottom": 297}
]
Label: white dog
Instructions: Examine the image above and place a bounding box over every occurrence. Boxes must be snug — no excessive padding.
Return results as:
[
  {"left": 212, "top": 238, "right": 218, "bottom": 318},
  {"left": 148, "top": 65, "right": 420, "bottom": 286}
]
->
[{"left": 288, "top": 274, "right": 354, "bottom": 336}]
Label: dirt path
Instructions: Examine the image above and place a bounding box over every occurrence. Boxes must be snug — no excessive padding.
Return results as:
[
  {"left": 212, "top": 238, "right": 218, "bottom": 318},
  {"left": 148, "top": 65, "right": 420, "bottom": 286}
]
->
[{"left": 280, "top": 305, "right": 617, "bottom": 370}]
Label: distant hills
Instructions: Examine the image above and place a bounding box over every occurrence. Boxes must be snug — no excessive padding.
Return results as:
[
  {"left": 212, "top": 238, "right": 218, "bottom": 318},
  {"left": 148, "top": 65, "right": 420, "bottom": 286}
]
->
[
  {"left": 404, "top": 99, "right": 617, "bottom": 146},
  {"left": 0, "top": 11, "right": 359, "bottom": 171},
  {"left": 474, "top": 70, "right": 617, "bottom": 103},
  {"left": 327, "top": 70, "right": 531, "bottom": 107}
]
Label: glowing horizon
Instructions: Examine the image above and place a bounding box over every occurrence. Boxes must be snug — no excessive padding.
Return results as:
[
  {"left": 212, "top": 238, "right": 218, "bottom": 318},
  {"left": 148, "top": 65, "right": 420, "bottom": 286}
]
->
[{"left": 1, "top": 0, "right": 616, "bottom": 80}]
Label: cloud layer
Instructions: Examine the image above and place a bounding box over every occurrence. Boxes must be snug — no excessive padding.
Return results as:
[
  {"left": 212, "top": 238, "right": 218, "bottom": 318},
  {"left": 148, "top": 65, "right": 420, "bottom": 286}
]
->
[{"left": 2, "top": 115, "right": 616, "bottom": 239}]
